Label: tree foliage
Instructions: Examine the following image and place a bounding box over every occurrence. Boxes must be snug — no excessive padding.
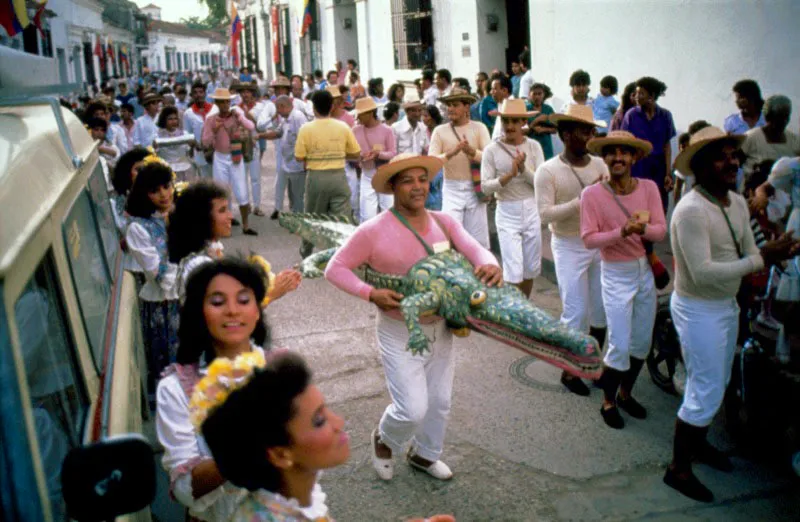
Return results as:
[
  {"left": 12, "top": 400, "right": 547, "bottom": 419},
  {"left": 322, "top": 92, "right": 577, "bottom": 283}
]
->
[{"left": 199, "top": 0, "right": 229, "bottom": 22}]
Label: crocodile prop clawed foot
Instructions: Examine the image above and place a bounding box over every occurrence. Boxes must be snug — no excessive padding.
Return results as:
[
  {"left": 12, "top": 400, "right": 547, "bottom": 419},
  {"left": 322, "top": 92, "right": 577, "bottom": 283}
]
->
[{"left": 279, "top": 212, "right": 602, "bottom": 378}]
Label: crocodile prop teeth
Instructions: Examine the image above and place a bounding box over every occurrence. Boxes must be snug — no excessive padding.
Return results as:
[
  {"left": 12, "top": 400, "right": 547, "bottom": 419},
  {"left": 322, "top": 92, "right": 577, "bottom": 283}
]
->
[{"left": 279, "top": 212, "right": 602, "bottom": 379}]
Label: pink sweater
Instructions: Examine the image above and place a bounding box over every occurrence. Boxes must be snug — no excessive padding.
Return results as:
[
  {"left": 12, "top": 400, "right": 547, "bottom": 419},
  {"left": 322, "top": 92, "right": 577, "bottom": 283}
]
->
[
  {"left": 352, "top": 123, "right": 396, "bottom": 170},
  {"left": 201, "top": 108, "right": 255, "bottom": 154},
  {"left": 325, "top": 210, "right": 498, "bottom": 321},
  {"left": 580, "top": 179, "right": 667, "bottom": 261}
]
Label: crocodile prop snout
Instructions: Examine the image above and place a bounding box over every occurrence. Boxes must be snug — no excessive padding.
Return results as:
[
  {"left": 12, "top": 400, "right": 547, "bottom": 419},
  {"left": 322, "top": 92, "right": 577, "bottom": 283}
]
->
[{"left": 279, "top": 212, "right": 602, "bottom": 379}]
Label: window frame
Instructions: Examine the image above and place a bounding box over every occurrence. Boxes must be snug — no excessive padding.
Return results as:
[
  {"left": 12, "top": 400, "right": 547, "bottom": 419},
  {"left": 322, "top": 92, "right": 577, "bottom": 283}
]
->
[
  {"left": 60, "top": 190, "right": 114, "bottom": 373},
  {"left": 85, "top": 162, "right": 120, "bottom": 282},
  {"left": 390, "top": 0, "right": 435, "bottom": 71}
]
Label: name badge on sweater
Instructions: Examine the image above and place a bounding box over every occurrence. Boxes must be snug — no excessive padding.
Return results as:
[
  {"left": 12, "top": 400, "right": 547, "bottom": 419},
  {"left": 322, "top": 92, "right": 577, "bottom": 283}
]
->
[{"left": 433, "top": 241, "right": 450, "bottom": 254}]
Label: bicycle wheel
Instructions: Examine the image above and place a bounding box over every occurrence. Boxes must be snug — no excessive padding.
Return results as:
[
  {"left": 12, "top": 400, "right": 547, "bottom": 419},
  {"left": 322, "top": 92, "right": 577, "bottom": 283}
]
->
[{"left": 647, "top": 300, "right": 683, "bottom": 396}]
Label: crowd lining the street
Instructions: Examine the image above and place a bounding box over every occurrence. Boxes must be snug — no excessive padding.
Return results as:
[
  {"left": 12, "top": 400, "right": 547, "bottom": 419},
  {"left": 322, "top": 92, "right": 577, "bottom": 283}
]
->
[{"left": 66, "top": 46, "right": 800, "bottom": 520}]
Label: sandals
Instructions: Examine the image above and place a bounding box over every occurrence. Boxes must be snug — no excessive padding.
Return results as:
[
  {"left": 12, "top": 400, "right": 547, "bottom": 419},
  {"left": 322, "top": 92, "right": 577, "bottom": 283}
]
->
[
  {"left": 243, "top": 228, "right": 259, "bottom": 236},
  {"left": 407, "top": 449, "right": 453, "bottom": 480}
]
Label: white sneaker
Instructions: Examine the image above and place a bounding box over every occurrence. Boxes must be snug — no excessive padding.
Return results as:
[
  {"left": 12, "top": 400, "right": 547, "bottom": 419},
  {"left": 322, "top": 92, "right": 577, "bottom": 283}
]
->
[
  {"left": 371, "top": 429, "right": 393, "bottom": 481},
  {"left": 407, "top": 453, "right": 453, "bottom": 480}
]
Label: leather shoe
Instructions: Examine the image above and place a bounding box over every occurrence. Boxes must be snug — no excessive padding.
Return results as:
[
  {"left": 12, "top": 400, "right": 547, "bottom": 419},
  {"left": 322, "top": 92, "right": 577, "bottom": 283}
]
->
[
  {"left": 617, "top": 394, "right": 647, "bottom": 419},
  {"left": 663, "top": 466, "right": 713, "bottom": 503},
  {"left": 561, "top": 374, "right": 591, "bottom": 396},
  {"left": 407, "top": 451, "right": 453, "bottom": 480},
  {"left": 600, "top": 405, "right": 625, "bottom": 429},
  {"left": 270, "top": 210, "right": 280, "bottom": 220},
  {"left": 370, "top": 429, "right": 393, "bottom": 481}
]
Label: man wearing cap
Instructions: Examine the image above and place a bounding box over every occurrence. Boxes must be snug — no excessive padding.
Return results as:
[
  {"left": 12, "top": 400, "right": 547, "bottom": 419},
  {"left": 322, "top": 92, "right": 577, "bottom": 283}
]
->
[
  {"left": 262, "top": 95, "right": 306, "bottom": 214},
  {"left": 392, "top": 95, "right": 428, "bottom": 156},
  {"left": 664, "top": 126, "right": 800, "bottom": 502},
  {"left": 580, "top": 131, "right": 666, "bottom": 429},
  {"left": 236, "top": 81, "right": 269, "bottom": 217},
  {"left": 202, "top": 87, "right": 258, "bottom": 235},
  {"left": 353, "top": 97, "right": 397, "bottom": 222},
  {"left": 184, "top": 81, "right": 214, "bottom": 178},
  {"left": 132, "top": 92, "right": 161, "bottom": 148},
  {"left": 295, "top": 89, "right": 362, "bottom": 258},
  {"left": 534, "top": 104, "right": 609, "bottom": 396},
  {"left": 428, "top": 87, "right": 492, "bottom": 248},
  {"left": 325, "top": 154, "right": 502, "bottom": 483},
  {"left": 481, "top": 99, "right": 544, "bottom": 297}
]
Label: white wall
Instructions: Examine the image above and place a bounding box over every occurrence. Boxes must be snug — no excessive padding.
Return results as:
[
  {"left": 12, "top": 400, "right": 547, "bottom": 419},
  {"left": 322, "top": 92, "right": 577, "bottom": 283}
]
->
[
  {"left": 431, "top": 0, "right": 480, "bottom": 82},
  {"left": 475, "top": 0, "right": 507, "bottom": 74},
  {"left": 333, "top": 3, "right": 358, "bottom": 70},
  {"left": 529, "top": 0, "right": 800, "bottom": 134}
]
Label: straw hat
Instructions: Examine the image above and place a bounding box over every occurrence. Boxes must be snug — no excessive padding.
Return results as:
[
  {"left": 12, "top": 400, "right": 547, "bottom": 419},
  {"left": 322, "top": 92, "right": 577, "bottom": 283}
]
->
[
  {"left": 439, "top": 86, "right": 478, "bottom": 105},
  {"left": 325, "top": 85, "right": 342, "bottom": 98},
  {"left": 402, "top": 91, "right": 423, "bottom": 109},
  {"left": 548, "top": 104, "right": 606, "bottom": 128},
  {"left": 372, "top": 153, "right": 444, "bottom": 194},
  {"left": 209, "top": 87, "right": 235, "bottom": 101},
  {"left": 270, "top": 76, "right": 291, "bottom": 88},
  {"left": 234, "top": 80, "right": 260, "bottom": 93},
  {"left": 673, "top": 126, "right": 745, "bottom": 176},
  {"left": 587, "top": 130, "right": 653, "bottom": 157},
  {"left": 354, "top": 97, "right": 383, "bottom": 116},
  {"left": 141, "top": 92, "right": 162, "bottom": 105},
  {"left": 497, "top": 98, "right": 539, "bottom": 118}
]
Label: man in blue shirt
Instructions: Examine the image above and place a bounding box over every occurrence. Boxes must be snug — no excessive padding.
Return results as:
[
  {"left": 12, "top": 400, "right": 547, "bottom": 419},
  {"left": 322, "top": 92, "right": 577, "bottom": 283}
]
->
[
  {"left": 593, "top": 75, "right": 620, "bottom": 136},
  {"left": 723, "top": 79, "right": 766, "bottom": 135},
  {"left": 510, "top": 61, "right": 522, "bottom": 98}
]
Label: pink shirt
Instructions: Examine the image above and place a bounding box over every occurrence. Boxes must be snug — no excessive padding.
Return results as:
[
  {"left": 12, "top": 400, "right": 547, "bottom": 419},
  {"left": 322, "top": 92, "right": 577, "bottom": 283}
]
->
[
  {"left": 580, "top": 179, "right": 667, "bottom": 261},
  {"left": 334, "top": 110, "right": 355, "bottom": 128},
  {"left": 201, "top": 108, "right": 255, "bottom": 154},
  {"left": 325, "top": 210, "right": 498, "bottom": 322},
  {"left": 352, "top": 123, "right": 396, "bottom": 170}
]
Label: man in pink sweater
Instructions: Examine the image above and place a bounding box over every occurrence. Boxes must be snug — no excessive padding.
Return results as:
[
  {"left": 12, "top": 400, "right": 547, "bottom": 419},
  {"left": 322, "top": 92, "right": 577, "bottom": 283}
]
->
[
  {"left": 325, "top": 154, "right": 501, "bottom": 483},
  {"left": 352, "top": 97, "right": 397, "bottom": 222},
  {"left": 580, "top": 131, "right": 666, "bottom": 430}
]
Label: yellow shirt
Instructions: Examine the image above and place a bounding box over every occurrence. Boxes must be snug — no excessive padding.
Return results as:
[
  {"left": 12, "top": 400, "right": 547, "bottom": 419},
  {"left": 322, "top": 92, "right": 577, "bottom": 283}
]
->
[{"left": 295, "top": 117, "right": 361, "bottom": 171}]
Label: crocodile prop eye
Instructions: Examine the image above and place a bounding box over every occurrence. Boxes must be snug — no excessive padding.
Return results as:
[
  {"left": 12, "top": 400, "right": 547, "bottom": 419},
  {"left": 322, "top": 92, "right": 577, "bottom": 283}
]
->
[{"left": 470, "top": 290, "right": 487, "bottom": 306}]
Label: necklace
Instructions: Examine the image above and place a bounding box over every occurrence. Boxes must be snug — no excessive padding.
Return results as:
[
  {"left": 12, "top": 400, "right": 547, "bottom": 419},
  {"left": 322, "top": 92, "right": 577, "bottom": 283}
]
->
[{"left": 610, "top": 177, "right": 637, "bottom": 195}]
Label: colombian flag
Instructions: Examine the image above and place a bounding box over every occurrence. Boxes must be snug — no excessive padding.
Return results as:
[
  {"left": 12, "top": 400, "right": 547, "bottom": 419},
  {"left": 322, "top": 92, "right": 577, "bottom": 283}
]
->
[
  {"left": 230, "top": 1, "right": 242, "bottom": 67},
  {"left": 299, "top": 0, "right": 312, "bottom": 37},
  {"left": 1, "top": 0, "right": 32, "bottom": 37}
]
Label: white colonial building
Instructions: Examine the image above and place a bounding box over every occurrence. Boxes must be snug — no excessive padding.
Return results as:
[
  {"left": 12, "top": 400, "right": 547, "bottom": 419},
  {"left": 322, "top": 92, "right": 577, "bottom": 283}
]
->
[{"left": 143, "top": 5, "right": 228, "bottom": 73}]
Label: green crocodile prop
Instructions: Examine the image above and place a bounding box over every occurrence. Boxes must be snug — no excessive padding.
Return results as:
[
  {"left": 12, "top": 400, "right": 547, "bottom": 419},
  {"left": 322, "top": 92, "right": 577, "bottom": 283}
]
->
[{"left": 279, "top": 212, "right": 602, "bottom": 378}]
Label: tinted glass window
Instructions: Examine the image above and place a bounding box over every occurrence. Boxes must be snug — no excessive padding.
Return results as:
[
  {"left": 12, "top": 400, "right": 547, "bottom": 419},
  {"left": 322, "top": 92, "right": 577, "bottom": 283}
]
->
[
  {"left": 63, "top": 191, "right": 111, "bottom": 366},
  {"left": 86, "top": 162, "right": 120, "bottom": 275},
  {"left": 14, "top": 257, "right": 89, "bottom": 521}
]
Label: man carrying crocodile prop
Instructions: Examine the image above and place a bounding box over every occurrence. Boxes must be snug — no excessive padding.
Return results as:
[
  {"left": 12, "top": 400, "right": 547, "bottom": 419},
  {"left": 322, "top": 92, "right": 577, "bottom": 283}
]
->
[{"left": 309, "top": 153, "right": 602, "bottom": 484}]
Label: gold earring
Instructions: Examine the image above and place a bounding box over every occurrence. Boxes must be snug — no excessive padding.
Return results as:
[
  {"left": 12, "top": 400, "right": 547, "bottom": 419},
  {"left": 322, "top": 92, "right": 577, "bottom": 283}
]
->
[{"left": 286, "top": 460, "right": 293, "bottom": 468}]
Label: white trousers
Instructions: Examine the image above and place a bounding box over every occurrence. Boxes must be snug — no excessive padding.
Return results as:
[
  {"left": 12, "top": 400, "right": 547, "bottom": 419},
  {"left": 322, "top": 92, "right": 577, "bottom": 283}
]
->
[
  {"left": 442, "top": 179, "right": 489, "bottom": 248},
  {"left": 377, "top": 314, "right": 455, "bottom": 462},
  {"left": 245, "top": 142, "right": 261, "bottom": 208},
  {"left": 601, "top": 258, "right": 657, "bottom": 371},
  {"left": 671, "top": 293, "right": 739, "bottom": 427},
  {"left": 345, "top": 163, "right": 360, "bottom": 220},
  {"left": 551, "top": 234, "right": 606, "bottom": 332},
  {"left": 495, "top": 198, "right": 541, "bottom": 283},
  {"left": 212, "top": 152, "right": 248, "bottom": 206},
  {"left": 359, "top": 167, "right": 394, "bottom": 223}
]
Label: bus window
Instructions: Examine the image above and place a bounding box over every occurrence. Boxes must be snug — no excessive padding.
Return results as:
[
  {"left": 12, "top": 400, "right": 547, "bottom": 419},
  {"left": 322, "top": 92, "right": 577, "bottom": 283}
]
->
[
  {"left": 14, "top": 256, "right": 90, "bottom": 521},
  {"left": 62, "top": 191, "right": 112, "bottom": 368},
  {"left": 86, "top": 162, "right": 120, "bottom": 276}
]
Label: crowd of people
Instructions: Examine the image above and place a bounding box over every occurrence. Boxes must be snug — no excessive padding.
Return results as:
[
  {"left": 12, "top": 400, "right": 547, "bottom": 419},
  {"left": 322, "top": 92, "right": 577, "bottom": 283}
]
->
[{"left": 69, "top": 45, "right": 800, "bottom": 519}]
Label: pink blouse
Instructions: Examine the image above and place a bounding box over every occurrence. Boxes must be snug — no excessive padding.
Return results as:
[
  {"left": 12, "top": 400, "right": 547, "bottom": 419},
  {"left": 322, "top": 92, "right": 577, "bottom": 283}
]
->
[
  {"left": 325, "top": 210, "right": 498, "bottom": 322},
  {"left": 580, "top": 179, "right": 667, "bottom": 261}
]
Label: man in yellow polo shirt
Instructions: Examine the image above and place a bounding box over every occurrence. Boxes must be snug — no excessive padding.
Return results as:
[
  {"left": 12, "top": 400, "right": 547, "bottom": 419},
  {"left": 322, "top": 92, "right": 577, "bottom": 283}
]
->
[{"left": 295, "top": 89, "right": 361, "bottom": 257}]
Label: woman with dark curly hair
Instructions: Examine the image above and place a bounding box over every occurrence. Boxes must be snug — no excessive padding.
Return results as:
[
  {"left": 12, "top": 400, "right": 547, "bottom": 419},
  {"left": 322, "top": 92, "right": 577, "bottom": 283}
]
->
[
  {"left": 387, "top": 83, "right": 406, "bottom": 120},
  {"left": 155, "top": 258, "right": 328, "bottom": 522},
  {"left": 621, "top": 76, "right": 677, "bottom": 212},
  {"left": 168, "top": 180, "right": 301, "bottom": 303},
  {"left": 610, "top": 81, "right": 636, "bottom": 131},
  {"left": 125, "top": 160, "right": 180, "bottom": 398},
  {"left": 156, "top": 105, "right": 193, "bottom": 181}
]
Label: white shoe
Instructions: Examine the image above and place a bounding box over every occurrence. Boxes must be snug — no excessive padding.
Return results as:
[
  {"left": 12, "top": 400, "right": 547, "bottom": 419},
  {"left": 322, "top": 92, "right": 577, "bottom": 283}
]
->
[
  {"left": 407, "top": 453, "right": 453, "bottom": 480},
  {"left": 371, "top": 429, "right": 393, "bottom": 481}
]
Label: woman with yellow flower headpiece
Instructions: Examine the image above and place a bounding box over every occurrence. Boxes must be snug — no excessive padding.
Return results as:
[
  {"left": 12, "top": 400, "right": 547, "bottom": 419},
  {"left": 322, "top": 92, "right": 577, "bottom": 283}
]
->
[
  {"left": 125, "top": 161, "right": 180, "bottom": 405},
  {"left": 156, "top": 258, "right": 322, "bottom": 521}
]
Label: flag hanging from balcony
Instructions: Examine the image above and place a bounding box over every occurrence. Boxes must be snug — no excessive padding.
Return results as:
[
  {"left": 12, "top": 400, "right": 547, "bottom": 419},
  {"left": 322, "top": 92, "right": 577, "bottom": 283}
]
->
[
  {"left": 32, "top": 0, "right": 48, "bottom": 36},
  {"left": 1, "top": 0, "right": 32, "bottom": 37},
  {"left": 299, "top": 0, "right": 312, "bottom": 37},
  {"left": 230, "top": 0, "right": 242, "bottom": 67},
  {"left": 120, "top": 45, "right": 129, "bottom": 74},
  {"left": 107, "top": 40, "right": 115, "bottom": 62}
]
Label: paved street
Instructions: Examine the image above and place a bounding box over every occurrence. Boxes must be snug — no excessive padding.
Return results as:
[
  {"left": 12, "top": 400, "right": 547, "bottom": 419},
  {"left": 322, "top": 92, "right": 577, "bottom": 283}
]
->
[{"left": 153, "top": 148, "right": 799, "bottom": 521}]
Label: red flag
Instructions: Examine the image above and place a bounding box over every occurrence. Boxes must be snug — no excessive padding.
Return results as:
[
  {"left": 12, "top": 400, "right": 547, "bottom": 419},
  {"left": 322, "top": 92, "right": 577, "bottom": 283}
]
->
[
  {"left": 94, "top": 39, "right": 105, "bottom": 69},
  {"left": 107, "top": 43, "right": 114, "bottom": 62},
  {"left": 33, "top": 1, "right": 47, "bottom": 37}
]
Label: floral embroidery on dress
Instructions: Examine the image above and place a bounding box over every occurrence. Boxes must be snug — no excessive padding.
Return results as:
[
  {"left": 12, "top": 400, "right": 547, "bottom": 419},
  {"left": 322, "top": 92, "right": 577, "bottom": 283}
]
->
[
  {"left": 232, "top": 489, "right": 332, "bottom": 522},
  {"left": 130, "top": 214, "right": 170, "bottom": 281}
]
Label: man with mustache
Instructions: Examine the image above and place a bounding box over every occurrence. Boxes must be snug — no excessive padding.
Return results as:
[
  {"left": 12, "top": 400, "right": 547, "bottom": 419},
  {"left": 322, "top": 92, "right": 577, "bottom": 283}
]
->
[
  {"left": 580, "top": 131, "right": 666, "bottom": 429},
  {"left": 665, "top": 126, "right": 800, "bottom": 502}
]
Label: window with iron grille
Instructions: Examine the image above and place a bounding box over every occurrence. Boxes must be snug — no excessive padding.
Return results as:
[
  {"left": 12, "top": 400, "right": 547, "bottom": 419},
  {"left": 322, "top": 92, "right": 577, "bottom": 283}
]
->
[{"left": 390, "top": 0, "right": 434, "bottom": 70}]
